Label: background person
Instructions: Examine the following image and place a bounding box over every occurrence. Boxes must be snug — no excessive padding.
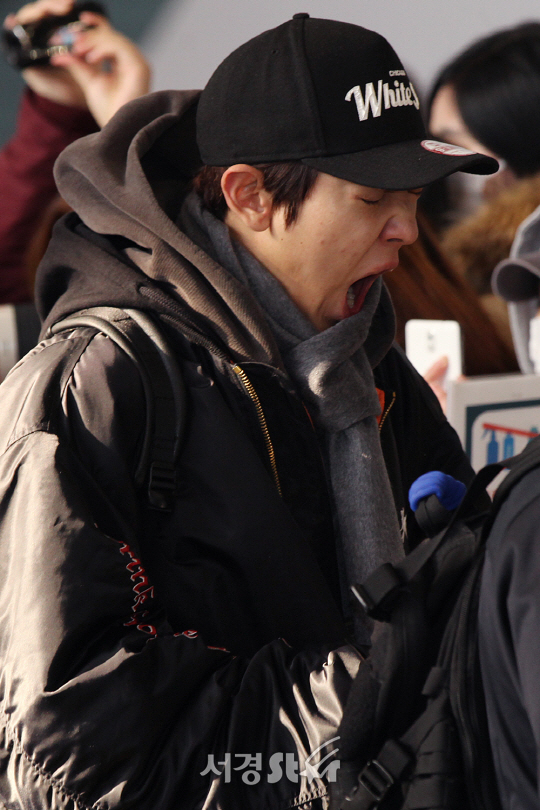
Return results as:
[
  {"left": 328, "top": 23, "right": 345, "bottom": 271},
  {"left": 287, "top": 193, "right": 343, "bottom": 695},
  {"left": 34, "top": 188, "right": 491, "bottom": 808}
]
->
[
  {"left": 0, "top": 0, "right": 151, "bottom": 299},
  {"left": 386, "top": 210, "right": 519, "bottom": 413},
  {"left": 491, "top": 207, "right": 540, "bottom": 374},
  {"left": 0, "top": 0, "right": 150, "bottom": 376},
  {"left": 479, "top": 435, "right": 540, "bottom": 809},
  {"left": 427, "top": 22, "right": 540, "bottom": 353},
  {"left": 387, "top": 211, "right": 518, "bottom": 375}
]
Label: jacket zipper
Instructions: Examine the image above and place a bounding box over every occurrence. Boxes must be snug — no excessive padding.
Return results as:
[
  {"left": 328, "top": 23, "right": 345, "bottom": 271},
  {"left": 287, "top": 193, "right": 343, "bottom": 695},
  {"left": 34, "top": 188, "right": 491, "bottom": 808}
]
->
[
  {"left": 151, "top": 298, "right": 281, "bottom": 497},
  {"left": 378, "top": 390, "right": 396, "bottom": 433},
  {"left": 232, "top": 364, "right": 282, "bottom": 497}
]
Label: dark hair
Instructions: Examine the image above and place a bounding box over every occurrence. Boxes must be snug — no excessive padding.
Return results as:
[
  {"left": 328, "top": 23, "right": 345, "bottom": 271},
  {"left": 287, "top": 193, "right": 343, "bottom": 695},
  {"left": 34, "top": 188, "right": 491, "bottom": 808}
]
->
[
  {"left": 386, "top": 212, "right": 518, "bottom": 375},
  {"left": 429, "top": 22, "right": 540, "bottom": 177},
  {"left": 192, "top": 162, "right": 319, "bottom": 227}
]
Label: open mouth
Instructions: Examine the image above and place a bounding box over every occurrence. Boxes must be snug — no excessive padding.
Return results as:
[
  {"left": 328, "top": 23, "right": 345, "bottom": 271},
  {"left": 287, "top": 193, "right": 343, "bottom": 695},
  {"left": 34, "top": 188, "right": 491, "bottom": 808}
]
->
[{"left": 343, "top": 274, "right": 380, "bottom": 318}]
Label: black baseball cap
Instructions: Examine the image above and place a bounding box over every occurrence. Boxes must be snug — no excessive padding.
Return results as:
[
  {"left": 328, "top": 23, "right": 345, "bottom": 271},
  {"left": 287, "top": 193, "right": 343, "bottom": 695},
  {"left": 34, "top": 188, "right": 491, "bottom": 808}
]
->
[{"left": 196, "top": 14, "right": 498, "bottom": 190}]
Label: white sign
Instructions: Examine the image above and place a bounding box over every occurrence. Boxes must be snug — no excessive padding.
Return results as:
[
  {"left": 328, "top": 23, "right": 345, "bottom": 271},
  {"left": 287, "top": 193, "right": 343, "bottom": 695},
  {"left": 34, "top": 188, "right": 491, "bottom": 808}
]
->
[{"left": 447, "top": 374, "right": 540, "bottom": 473}]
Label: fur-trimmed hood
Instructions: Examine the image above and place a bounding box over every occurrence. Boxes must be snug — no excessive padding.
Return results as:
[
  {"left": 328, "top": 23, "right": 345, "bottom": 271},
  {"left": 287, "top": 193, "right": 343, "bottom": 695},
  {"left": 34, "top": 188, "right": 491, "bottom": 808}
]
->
[{"left": 442, "top": 172, "right": 540, "bottom": 296}]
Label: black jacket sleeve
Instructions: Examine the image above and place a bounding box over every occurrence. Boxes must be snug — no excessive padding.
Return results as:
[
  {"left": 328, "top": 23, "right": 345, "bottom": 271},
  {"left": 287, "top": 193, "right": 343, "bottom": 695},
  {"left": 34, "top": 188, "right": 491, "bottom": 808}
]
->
[{"left": 479, "top": 464, "right": 540, "bottom": 810}]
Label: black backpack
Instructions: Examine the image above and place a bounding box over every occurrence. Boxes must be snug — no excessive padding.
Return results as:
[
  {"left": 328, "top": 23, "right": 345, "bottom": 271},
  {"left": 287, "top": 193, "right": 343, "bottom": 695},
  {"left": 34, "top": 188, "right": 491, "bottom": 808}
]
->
[
  {"left": 330, "top": 438, "right": 540, "bottom": 810},
  {"left": 49, "top": 306, "right": 186, "bottom": 511}
]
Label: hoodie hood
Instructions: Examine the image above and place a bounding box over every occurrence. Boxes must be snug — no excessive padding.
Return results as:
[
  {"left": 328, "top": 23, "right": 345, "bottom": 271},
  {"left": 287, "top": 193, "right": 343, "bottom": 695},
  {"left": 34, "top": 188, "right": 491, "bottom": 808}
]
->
[
  {"left": 492, "top": 203, "right": 540, "bottom": 373},
  {"left": 36, "top": 90, "right": 283, "bottom": 367}
]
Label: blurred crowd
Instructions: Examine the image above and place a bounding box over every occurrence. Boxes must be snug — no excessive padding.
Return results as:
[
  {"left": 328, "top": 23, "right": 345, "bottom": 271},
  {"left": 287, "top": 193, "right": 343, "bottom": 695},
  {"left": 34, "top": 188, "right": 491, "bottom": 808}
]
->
[{"left": 2, "top": 1, "right": 540, "bottom": 394}]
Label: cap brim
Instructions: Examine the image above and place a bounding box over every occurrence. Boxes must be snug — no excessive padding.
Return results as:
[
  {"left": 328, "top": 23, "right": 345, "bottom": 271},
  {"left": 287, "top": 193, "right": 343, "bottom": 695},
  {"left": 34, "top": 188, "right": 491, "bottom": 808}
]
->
[
  {"left": 492, "top": 254, "right": 540, "bottom": 302},
  {"left": 301, "top": 139, "right": 499, "bottom": 190}
]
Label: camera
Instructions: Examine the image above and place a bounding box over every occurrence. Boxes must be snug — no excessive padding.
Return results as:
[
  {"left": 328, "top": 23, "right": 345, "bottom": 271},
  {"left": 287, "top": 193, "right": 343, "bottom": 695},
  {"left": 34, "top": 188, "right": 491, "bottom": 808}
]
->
[{"left": 2, "top": 1, "right": 106, "bottom": 69}]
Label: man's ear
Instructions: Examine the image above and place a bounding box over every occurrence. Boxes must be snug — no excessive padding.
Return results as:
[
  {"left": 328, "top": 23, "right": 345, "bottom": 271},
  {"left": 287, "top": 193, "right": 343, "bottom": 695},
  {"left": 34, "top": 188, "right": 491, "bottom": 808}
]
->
[{"left": 221, "top": 165, "right": 273, "bottom": 231}]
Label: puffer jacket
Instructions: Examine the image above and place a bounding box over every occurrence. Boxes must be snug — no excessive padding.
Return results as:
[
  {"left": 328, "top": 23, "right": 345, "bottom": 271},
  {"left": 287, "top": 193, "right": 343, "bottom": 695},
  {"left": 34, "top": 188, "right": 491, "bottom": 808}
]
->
[{"left": 0, "top": 90, "right": 477, "bottom": 809}]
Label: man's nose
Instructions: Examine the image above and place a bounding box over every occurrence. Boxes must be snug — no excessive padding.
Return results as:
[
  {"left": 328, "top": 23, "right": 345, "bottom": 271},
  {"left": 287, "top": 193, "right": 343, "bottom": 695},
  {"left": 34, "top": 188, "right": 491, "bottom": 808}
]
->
[{"left": 382, "top": 200, "right": 419, "bottom": 245}]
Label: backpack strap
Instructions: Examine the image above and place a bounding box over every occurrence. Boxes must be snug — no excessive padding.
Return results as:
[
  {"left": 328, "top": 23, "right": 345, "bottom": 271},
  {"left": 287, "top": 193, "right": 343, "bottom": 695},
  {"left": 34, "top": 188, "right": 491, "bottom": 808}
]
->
[
  {"left": 351, "top": 454, "right": 508, "bottom": 621},
  {"left": 49, "top": 306, "right": 186, "bottom": 511},
  {"left": 333, "top": 693, "right": 450, "bottom": 810},
  {"left": 488, "top": 434, "right": 540, "bottom": 523}
]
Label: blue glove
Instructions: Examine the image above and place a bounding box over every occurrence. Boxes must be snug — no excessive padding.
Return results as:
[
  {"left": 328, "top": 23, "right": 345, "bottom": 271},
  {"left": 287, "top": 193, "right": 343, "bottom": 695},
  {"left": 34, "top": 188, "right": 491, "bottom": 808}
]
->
[{"left": 409, "top": 471, "right": 466, "bottom": 513}]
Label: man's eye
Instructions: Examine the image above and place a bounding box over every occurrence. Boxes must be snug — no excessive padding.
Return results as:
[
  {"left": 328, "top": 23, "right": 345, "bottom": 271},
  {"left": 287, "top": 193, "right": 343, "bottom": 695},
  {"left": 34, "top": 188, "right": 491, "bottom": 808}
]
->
[{"left": 360, "top": 198, "right": 381, "bottom": 205}]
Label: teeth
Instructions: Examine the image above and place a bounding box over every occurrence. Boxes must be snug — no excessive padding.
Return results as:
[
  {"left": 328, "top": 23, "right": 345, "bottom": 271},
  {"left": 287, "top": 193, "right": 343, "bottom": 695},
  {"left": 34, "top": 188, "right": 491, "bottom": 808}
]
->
[{"left": 347, "top": 287, "right": 356, "bottom": 308}]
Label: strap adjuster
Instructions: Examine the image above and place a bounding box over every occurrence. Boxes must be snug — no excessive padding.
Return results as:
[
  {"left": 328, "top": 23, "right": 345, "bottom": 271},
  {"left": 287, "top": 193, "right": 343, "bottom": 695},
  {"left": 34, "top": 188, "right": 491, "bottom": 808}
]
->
[
  {"left": 148, "top": 461, "right": 176, "bottom": 511},
  {"left": 357, "top": 758, "right": 395, "bottom": 805},
  {"left": 351, "top": 563, "right": 402, "bottom": 620},
  {"left": 336, "top": 741, "right": 412, "bottom": 809}
]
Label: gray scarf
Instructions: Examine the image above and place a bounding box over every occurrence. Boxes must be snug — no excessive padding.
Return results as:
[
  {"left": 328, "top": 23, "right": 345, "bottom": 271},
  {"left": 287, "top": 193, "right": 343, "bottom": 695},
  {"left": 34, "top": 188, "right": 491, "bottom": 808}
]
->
[{"left": 180, "top": 193, "right": 403, "bottom": 644}]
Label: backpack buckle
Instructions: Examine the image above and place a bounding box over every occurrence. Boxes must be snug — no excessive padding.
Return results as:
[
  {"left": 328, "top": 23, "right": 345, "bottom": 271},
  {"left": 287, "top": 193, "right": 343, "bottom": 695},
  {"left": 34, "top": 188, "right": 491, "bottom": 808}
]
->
[
  {"left": 339, "top": 741, "right": 412, "bottom": 810},
  {"left": 338, "top": 759, "right": 395, "bottom": 810},
  {"left": 357, "top": 758, "right": 394, "bottom": 805}
]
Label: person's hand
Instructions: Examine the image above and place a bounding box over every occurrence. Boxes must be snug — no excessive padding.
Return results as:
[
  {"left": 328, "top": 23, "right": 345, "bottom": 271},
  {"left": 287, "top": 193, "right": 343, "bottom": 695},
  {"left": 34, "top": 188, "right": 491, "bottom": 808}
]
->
[
  {"left": 4, "top": 0, "right": 151, "bottom": 126},
  {"left": 50, "top": 11, "right": 151, "bottom": 126},
  {"left": 4, "top": 0, "right": 89, "bottom": 108},
  {"left": 424, "top": 355, "right": 449, "bottom": 413}
]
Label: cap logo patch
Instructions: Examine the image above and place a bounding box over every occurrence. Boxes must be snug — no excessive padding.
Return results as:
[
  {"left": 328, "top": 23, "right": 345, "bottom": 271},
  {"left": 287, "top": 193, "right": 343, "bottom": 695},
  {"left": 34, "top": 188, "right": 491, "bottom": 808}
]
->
[
  {"left": 421, "top": 140, "right": 476, "bottom": 156},
  {"left": 346, "top": 77, "right": 420, "bottom": 121}
]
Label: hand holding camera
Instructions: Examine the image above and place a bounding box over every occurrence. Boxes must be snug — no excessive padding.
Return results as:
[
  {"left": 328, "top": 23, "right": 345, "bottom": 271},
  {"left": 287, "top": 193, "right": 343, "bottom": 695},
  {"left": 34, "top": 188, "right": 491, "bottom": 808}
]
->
[{"left": 3, "top": 0, "right": 151, "bottom": 126}]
